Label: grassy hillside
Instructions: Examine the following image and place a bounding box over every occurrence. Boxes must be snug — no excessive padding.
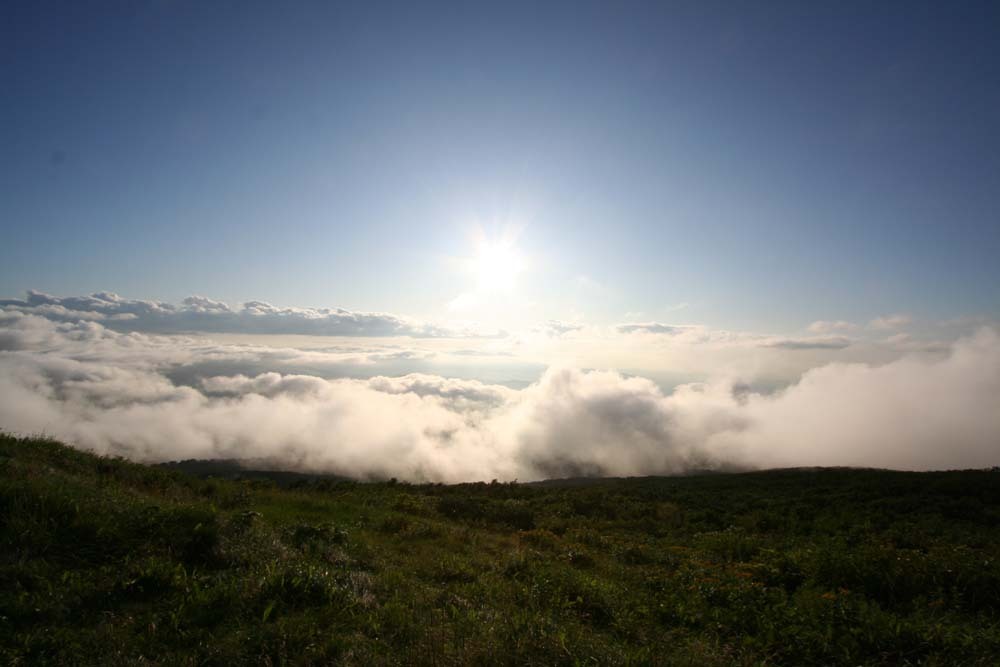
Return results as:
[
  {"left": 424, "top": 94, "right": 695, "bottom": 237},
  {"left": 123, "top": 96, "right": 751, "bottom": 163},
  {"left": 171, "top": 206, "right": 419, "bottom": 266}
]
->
[{"left": 2, "top": 434, "right": 1000, "bottom": 665}]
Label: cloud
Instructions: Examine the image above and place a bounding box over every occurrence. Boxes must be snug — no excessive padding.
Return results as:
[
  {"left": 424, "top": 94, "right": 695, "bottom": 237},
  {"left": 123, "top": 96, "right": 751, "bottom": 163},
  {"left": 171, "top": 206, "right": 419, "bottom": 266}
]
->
[
  {"left": 734, "top": 328, "right": 1000, "bottom": 470},
  {"left": 613, "top": 323, "right": 854, "bottom": 351},
  {"left": 616, "top": 323, "right": 688, "bottom": 335},
  {"left": 870, "top": 314, "right": 912, "bottom": 330},
  {"left": 449, "top": 349, "right": 515, "bottom": 357},
  {"left": 0, "top": 291, "right": 460, "bottom": 338},
  {"left": 537, "top": 320, "right": 584, "bottom": 337},
  {"left": 760, "top": 336, "right": 852, "bottom": 350},
  {"left": 612, "top": 323, "right": 776, "bottom": 348},
  {"left": 936, "top": 315, "right": 998, "bottom": 330},
  {"left": 1, "top": 307, "right": 998, "bottom": 481},
  {"left": 505, "top": 368, "right": 745, "bottom": 478},
  {"left": 808, "top": 320, "right": 858, "bottom": 334},
  {"left": 0, "top": 311, "right": 67, "bottom": 350}
]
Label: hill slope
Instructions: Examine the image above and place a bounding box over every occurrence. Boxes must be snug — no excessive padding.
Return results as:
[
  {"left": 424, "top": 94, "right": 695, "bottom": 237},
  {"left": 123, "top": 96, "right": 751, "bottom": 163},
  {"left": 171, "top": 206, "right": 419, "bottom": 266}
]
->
[{"left": 2, "top": 433, "right": 1000, "bottom": 665}]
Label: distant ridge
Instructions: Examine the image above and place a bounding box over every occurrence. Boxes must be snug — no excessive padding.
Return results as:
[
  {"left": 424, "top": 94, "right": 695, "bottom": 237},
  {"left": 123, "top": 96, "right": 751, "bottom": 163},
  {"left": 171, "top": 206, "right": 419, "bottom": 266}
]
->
[
  {"left": 157, "top": 458, "right": 352, "bottom": 486},
  {"left": 156, "top": 457, "right": 967, "bottom": 488}
]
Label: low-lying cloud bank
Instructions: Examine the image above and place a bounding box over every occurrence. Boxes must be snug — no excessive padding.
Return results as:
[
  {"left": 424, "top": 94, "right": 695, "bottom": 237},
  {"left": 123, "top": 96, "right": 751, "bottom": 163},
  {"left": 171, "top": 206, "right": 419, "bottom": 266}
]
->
[
  {"left": 614, "top": 321, "right": 857, "bottom": 351},
  {"left": 1, "top": 308, "right": 998, "bottom": 481},
  {"left": 0, "top": 291, "right": 472, "bottom": 338}
]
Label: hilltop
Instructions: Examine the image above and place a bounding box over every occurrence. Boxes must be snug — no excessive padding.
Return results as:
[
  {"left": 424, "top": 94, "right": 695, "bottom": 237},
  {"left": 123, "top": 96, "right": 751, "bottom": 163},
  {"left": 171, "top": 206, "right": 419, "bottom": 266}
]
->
[{"left": 2, "top": 433, "right": 999, "bottom": 665}]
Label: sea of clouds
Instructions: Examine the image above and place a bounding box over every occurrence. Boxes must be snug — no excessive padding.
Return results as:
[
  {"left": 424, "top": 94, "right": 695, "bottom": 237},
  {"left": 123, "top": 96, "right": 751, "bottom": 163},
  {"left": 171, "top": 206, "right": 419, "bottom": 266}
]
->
[{"left": 1, "top": 295, "right": 998, "bottom": 482}]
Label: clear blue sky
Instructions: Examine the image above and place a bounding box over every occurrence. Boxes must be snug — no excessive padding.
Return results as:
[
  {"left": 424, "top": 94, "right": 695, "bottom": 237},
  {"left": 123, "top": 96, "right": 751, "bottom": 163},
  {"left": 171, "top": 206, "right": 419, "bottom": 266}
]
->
[{"left": 3, "top": 0, "right": 999, "bottom": 332}]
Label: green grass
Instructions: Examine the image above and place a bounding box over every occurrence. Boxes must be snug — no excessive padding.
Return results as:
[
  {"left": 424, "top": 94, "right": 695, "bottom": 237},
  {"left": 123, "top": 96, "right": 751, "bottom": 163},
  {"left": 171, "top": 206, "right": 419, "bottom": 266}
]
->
[{"left": 2, "top": 433, "right": 1000, "bottom": 665}]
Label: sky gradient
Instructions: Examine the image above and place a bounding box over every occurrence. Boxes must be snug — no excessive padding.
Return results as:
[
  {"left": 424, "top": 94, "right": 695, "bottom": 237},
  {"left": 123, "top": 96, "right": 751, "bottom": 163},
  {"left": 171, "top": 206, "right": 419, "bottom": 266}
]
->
[{"left": 4, "top": 1, "right": 999, "bottom": 333}]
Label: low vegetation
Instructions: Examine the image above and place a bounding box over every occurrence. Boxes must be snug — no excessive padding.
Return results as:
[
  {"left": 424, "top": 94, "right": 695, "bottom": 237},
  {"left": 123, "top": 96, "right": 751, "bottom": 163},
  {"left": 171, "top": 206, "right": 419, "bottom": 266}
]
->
[{"left": 2, "top": 433, "right": 999, "bottom": 665}]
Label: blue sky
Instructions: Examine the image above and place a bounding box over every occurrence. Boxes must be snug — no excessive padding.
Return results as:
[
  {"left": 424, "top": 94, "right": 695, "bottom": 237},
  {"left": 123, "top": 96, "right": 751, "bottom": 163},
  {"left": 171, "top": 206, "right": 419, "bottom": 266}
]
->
[{"left": 3, "top": 1, "right": 999, "bottom": 334}]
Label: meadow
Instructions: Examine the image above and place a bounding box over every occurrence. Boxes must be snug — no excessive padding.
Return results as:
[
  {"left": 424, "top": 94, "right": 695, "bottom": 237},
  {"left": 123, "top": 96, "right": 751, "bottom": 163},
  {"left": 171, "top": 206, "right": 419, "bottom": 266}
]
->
[{"left": 2, "top": 433, "right": 999, "bottom": 665}]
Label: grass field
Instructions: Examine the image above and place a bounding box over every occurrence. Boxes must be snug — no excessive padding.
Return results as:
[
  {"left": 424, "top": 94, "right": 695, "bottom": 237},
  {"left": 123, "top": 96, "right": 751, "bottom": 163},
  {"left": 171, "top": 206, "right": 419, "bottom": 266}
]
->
[{"left": 2, "top": 432, "right": 999, "bottom": 665}]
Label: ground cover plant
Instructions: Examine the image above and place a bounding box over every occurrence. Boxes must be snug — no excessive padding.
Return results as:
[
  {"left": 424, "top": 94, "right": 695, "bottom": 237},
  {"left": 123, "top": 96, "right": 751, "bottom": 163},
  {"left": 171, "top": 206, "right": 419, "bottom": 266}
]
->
[{"left": 2, "top": 432, "right": 999, "bottom": 665}]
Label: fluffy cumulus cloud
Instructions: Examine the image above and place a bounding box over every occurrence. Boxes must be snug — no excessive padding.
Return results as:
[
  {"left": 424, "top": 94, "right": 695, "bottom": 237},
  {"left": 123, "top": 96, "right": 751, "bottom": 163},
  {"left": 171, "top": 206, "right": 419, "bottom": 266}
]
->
[
  {"left": 0, "top": 291, "right": 465, "bottom": 338},
  {"left": 1, "top": 303, "right": 999, "bottom": 481}
]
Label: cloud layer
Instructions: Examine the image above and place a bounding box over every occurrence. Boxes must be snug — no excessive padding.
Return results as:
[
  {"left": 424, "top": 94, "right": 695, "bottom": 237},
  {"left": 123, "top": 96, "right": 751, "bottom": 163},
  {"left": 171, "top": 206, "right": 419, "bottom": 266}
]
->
[
  {"left": 0, "top": 291, "right": 462, "bottom": 338},
  {"left": 615, "top": 321, "right": 855, "bottom": 351},
  {"left": 2, "top": 304, "right": 998, "bottom": 481},
  {"left": 761, "top": 336, "right": 853, "bottom": 350}
]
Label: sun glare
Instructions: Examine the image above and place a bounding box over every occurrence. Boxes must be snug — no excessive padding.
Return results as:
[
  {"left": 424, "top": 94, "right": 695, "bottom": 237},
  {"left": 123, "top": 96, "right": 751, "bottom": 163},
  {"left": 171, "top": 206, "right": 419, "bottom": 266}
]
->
[{"left": 475, "top": 241, "right": 523, "bottom": 292}]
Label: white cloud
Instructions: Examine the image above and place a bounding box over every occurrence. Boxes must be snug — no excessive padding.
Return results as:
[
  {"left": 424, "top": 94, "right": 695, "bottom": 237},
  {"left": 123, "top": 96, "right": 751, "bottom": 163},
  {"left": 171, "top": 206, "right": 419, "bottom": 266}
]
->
[
  {"left": 808, "top": 320, "right": 858, "bottom": 334},
  {"left": 870, "top": 313, "right": 912, "bottom": 330},
  {"left": 1, "top": 306, "right": 998, "bottom": 480},
  {"left": 733, "top": 328, "right": 1000, "bottom": 470},
  {"left": 0, "top": 311, "right": 68, "bottom": 350}
]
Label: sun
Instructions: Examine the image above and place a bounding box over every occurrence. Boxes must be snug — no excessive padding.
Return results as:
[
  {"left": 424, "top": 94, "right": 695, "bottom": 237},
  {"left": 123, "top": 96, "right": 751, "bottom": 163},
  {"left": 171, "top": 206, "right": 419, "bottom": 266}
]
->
[{"left": 475, "top": 240, "right": 524, "bottom": 292}]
